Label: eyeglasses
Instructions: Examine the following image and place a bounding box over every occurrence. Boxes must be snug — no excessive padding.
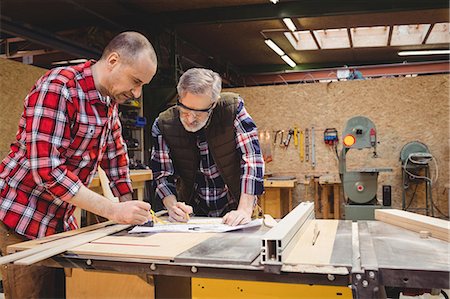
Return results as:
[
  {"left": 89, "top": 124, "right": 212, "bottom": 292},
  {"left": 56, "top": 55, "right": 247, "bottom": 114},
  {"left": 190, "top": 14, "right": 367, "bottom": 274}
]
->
[{"left": 176, "top": 98, "right": 215, "bottom": 118}]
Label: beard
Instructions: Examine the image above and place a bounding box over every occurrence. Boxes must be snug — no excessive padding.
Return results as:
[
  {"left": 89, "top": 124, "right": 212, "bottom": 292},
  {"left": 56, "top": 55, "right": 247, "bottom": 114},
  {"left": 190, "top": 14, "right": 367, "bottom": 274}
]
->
[{"left": 180, "top": 116, "right": 209, "bottom": 132}]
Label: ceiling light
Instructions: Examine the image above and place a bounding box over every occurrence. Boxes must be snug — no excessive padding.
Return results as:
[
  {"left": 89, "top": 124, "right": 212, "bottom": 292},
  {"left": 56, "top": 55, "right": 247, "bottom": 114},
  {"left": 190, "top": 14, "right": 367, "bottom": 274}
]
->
[
  {"left": 264, "top": 39, "right": 285, "bottom": 56},
  {"left": 281, "top": 55, "right": 296, "bottom": 67},
  {"left": 51, "top": 60, "right": 69, "bottom": 65},
  {"left": 68, "top": 58, "right": 87, "bottom": 64},
  {"left": 398, "top": 50, "right": 450, "bottom": 56},
  {"left": 270, "top": 0, "right": 279, "bottom": 3},
  {"left": 283, "top": 18, "right": 297, "bottom": 32}
]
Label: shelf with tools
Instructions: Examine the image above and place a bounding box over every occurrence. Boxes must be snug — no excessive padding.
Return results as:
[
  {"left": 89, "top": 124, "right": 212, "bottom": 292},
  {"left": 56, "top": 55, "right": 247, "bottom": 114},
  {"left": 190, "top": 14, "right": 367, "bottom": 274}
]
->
[{"left": 119, "top": 98, "right": 147, "bottom": 169}]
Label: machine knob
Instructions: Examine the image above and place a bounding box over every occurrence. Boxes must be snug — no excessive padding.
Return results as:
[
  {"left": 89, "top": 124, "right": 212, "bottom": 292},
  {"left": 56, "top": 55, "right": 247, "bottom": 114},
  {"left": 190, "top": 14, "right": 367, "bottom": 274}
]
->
[{"left": 356, "top": 183, "right": 364, "bottom": 192}]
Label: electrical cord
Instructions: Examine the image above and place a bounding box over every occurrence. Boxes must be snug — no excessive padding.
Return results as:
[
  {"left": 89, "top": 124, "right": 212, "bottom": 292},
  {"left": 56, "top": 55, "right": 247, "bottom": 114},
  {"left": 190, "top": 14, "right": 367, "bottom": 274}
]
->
[
  {"left": 405, "top": 183, "right": 419, "bottom": 211},
  {"left": 402, "top": 154, "right": 438, "bottom": 185},
  {"left": 431, "top": 200, "right": 449, "bottom": 219}
]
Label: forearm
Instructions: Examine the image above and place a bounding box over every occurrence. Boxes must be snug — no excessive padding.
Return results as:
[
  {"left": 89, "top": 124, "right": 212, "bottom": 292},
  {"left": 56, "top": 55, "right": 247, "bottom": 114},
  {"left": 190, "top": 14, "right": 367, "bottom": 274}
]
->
[
  {"left": 67, "top": 184, "right": 115, "bottom": 220},
  {"left": 162, "top": 194, "right": 178, "bottom": 209},
  {"left": 238, "top": 193, "right": 256, "bottom": 214}
]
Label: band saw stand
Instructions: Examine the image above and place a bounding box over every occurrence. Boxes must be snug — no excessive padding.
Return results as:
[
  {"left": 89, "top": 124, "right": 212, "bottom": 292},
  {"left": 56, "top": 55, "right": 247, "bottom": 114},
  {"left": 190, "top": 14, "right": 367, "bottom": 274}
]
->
[{"left": 339, "top": 116, "right": 392, "bottom": 220}]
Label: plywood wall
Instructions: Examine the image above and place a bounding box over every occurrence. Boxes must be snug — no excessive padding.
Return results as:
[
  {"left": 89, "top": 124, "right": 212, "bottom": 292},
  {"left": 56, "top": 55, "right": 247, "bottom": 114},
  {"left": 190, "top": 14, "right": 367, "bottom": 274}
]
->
[
  {"left": 227, "top": 75, "right": 449, "bottom": 216},
  {"left": 0, "top": 58, "right": 46, "bottom": 158}
]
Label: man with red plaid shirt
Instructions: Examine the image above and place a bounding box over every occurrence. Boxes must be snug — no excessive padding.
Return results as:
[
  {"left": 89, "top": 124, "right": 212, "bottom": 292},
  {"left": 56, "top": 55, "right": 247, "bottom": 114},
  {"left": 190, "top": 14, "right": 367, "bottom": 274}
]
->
[{"left": 0, "top": 31, "right": 157, "bottom": 298}]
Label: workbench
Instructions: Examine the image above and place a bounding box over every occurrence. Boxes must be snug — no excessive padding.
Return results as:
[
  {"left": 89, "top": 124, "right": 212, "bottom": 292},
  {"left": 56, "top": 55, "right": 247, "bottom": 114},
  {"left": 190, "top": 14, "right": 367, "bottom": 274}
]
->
[
  {"left": 88, "top": 169, "right": 153, "bottom": 201},
  {"left": 6, "top": 203, "right": 450, "bottom": 299},
  {"left": 260, "top": 178, "right": 296, "bottom": 218}
]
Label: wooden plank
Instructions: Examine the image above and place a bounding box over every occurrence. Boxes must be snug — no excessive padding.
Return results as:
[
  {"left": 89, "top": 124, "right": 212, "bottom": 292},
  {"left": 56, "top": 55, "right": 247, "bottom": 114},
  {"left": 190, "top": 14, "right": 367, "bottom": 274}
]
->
[
  {"left": 314, "top": 179, "right": 321, "bottom": 218},
  {"left": 264, "top": 179, "right": 296, "bottom": 188},
  {"left": 8, "top": 221, "right": 114, "bottom": 251},
  {"left": 98, "top": 167, "right": 118, "bottom": 202},
  {"left": 69, "top": 233, "right": 216, "bottom": 260},
  {"left": 12, "top": 224, "right": 131, "bottom": 265},
  {"left": 321, "top": 185, "right": 329, "bottom": 219},
  {"left": 333, "top": 184, "right": 340, "bottom": 220},
  {"left": 284, "top": 220, "right": 339, "bottom": 265},
  {"left": 89, "top": 170, "right": 153, "bottom": 188},
  {"left": 375, "top": 209, "right": 450, "bottom": 242}
]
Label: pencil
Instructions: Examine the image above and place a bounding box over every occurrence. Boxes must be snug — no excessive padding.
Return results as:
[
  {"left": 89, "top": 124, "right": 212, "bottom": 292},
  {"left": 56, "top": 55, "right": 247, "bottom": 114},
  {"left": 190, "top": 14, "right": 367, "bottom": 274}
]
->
[{"left": 185, "top": 212, "right": 190, "bottom": 221}]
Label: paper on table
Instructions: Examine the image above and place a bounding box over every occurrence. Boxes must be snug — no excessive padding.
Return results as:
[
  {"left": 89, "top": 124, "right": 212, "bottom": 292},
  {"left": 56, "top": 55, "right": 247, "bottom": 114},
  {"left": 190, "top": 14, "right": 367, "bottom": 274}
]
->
[{"left": 129, "top": 218, "right": 263, "bottom": 234}]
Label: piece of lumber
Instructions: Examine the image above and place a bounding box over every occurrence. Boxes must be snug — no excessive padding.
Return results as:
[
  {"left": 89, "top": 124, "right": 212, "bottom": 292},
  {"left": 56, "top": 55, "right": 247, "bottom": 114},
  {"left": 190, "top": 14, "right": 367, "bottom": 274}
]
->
[
  {"left": 8, "top": 220, "right": 114, "bottom": 251},
  {"left": 375, "top": 209, "right": 449, "bottom": 242},
  {"left": 69, "top": 233, "right": 216, "bottom": 261},
  {"left": 284, "top": 220, "right": 339, "bottom": 265},
  {"left": 98, "top": 166, "right": 118, "bottom": 202},
  {"left": 8, "top": 224, "right": 130, "bottom": 266},
  {"left": 1, "top": 222, "right": 125, "bottom": 265}
]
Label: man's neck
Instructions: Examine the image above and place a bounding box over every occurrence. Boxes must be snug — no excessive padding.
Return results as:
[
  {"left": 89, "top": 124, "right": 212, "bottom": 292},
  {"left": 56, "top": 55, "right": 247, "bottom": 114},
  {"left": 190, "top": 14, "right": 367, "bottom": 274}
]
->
[{"left": 91, "top": 61, "right": 109, "bottom": 97}]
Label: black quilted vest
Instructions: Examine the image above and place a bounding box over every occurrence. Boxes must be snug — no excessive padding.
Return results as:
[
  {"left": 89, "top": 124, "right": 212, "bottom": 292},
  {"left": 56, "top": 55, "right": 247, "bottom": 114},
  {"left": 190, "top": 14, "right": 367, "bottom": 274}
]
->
[{"left": 158, "top": 92, "right": 242, "bottom": 210}]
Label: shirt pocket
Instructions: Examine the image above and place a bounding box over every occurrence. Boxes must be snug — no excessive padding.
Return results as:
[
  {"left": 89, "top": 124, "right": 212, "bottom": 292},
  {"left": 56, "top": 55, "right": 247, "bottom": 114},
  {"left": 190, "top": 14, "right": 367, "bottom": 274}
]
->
[
  {"left": 77, "top": 123, "right": 103, "bottom": 139},
  {"left": 69, "top": 123, "right": 104, "bottom": 156}
]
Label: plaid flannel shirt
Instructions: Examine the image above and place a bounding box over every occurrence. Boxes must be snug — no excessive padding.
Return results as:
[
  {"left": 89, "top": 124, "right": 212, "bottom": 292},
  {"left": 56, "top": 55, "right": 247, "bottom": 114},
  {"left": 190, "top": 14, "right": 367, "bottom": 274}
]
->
[
  {"left": 0, "top": 61, "right": 132, "bottom": 239},
  {"left": 151, "top": 98, "right": 264, "bottom": 217}
]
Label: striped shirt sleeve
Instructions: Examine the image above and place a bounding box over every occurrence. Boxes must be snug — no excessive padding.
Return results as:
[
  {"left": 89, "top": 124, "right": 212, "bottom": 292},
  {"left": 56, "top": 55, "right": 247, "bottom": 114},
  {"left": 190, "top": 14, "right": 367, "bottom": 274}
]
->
[{"left": 234, "top": 98, "right": 265, "bottom": 195}]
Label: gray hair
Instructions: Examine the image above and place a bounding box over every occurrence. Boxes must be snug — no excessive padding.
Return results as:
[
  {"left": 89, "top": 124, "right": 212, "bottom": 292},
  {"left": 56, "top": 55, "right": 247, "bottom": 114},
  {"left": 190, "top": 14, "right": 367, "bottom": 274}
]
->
[
  {"left": 177, "top": 68, "right": 222, "bottom": 102},
  {"left": 101, "top": 31, "right": 157, "bottom": 65}
]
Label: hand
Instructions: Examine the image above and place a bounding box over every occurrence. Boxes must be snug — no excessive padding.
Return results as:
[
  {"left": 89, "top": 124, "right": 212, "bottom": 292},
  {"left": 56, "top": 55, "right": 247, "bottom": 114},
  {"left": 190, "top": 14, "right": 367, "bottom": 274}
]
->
[
  {"left": 167, "top": 202, "right": 193, "bottom": 223},
  {"left": 110, "top": 201, "right": 151, "bottom": 225},
  {"left": 222, "top": 208, "right": 252, "bottom": 226}
]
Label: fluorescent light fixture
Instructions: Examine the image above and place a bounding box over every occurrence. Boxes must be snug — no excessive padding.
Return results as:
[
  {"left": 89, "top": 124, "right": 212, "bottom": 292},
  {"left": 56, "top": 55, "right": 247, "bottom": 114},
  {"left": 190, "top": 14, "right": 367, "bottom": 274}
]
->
[
  {"left": 281, "top": 55, "right": 296, "bottom": 67},
  {"left": 51, "top": 58, "right": 88, "bottom": 65},
  {"left": 398, "top": 50, "right": 450, "bottom": 56},
  {"left": 51, "top": 60, "right": 69, "bottom": 65},
  {"left": 283, "top": 18, "right": 297, "bottom": 32},
  {"left": 265, "top": 39, "right": 285, "bottom": 56},
  {"left": 69, "top": 58, "right": 88, "bottom": 64}
]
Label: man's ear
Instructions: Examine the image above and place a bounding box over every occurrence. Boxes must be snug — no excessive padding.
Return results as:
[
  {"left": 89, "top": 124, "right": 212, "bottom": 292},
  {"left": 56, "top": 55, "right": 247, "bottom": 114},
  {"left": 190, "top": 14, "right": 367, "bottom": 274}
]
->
[{"left": 106, "top": 52, "right": 120, "bottom": 70}]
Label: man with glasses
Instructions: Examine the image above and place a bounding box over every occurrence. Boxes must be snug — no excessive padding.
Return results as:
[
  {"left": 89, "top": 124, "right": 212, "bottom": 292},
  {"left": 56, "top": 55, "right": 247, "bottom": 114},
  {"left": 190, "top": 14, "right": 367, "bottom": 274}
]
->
[{"left": 151, "top": 68, "right": 264, "bottom": 226}]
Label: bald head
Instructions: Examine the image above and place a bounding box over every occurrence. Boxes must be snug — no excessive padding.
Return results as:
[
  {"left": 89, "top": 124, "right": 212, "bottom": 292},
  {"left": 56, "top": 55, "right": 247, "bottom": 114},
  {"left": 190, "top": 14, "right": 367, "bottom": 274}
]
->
[{"left": 100, "top": 31, "right": 157, "bottom": 65}]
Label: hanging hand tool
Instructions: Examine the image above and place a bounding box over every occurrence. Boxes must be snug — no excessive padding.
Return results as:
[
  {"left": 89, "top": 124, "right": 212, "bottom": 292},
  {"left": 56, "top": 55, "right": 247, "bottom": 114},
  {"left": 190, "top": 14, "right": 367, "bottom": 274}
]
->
[
  {"left": 293, "top": 126, "right": 299, "bottom": 148},
  {"left": 279, "top": 130, "right": 285, "bottom": 147},
  {"left": 299, "top": 130, "right": 304, "bottom": 162},
  {"left": 284, "top": 129, "right": 294, "bottom": 148},
  {"left": 305, "top": 128, "right": 310, "bottom": 162},
  {"left": 311, "top": 126, "right": 316, "bottom": 168},
  {"left": 273, "top": 130, "right": 281, "bottom": 146}
]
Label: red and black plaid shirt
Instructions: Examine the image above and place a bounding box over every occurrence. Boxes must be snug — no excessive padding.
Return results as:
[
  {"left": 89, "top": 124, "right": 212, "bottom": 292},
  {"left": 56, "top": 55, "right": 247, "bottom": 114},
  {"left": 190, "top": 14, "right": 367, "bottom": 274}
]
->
[{"left": 0, "top": 61, "right": 133, "bottom": 239}]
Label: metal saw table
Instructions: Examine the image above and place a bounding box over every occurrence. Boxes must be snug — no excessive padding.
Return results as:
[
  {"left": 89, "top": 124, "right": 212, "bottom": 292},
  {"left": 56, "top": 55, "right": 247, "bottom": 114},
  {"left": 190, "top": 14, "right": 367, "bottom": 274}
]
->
[{"left": 7, "top": 203, "right": 449, "bottom": 299}]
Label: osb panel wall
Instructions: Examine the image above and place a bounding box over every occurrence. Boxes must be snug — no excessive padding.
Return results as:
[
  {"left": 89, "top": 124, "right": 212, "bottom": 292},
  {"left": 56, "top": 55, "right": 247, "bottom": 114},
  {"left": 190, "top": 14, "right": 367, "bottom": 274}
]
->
[
  {"left": 0, "top": 58, "right": 46, "bottom": 158},
  {"left": 227, "top": 74, "right": 449, "bottom": 216}
]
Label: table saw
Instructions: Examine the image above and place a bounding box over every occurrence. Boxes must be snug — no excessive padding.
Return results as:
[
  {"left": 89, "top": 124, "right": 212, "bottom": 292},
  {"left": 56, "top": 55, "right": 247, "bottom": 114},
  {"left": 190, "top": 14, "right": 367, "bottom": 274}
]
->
[{"left": 6, "top": 202, "right": 449, "bottom": 299}]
